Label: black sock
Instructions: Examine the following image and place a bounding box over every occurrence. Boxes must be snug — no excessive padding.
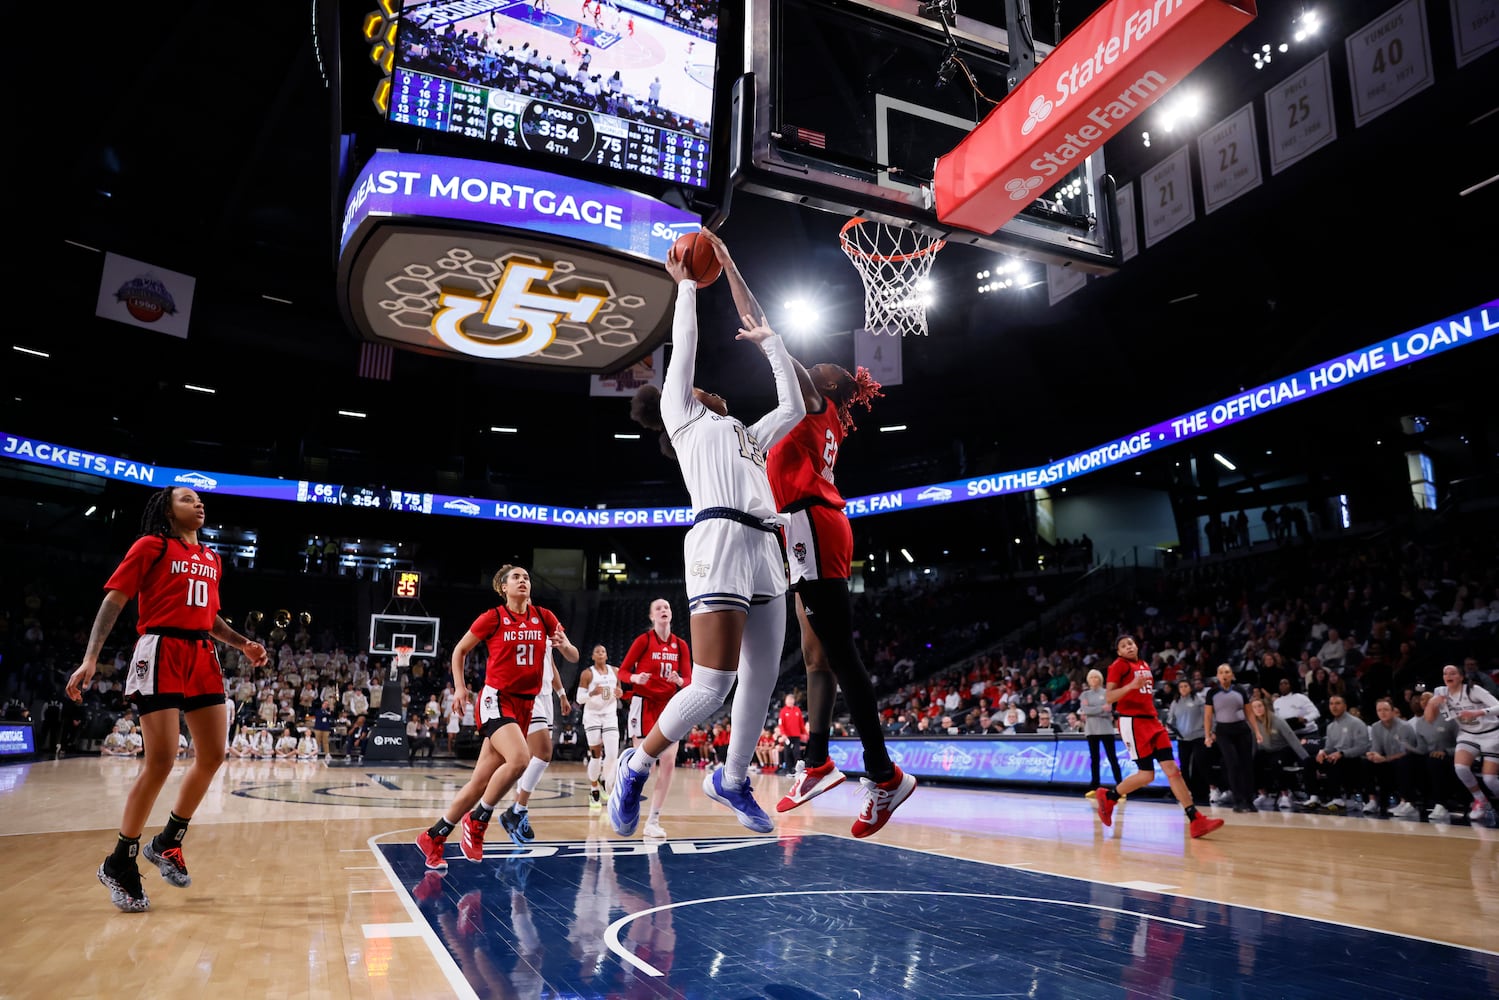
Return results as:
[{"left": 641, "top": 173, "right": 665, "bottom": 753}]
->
[
  {"left": 155, "top": 811, "right": 190, "bottom": 850},
  {"left": 430, "top": 818, "right": 456, "bottom": 838},
  {"left": 111, "top": 834, "right": 140, "bottom": 866},
  {"left": 1106, "top": 788, "right": 1121, "bottom": 802},
  {"left": 1184, "top": 804, "right": 1199, "bottom": 820},
  {"left": 471, "top": 803, "right": 495, "bottom": 823},
  {"left": 805, "top": 731, "right": 830, "bottom": 768}
]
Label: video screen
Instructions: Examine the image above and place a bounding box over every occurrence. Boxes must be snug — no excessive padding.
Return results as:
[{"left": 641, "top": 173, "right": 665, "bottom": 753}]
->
[{"left": 388, "top": 0, "right": 719, "bottom": 188}]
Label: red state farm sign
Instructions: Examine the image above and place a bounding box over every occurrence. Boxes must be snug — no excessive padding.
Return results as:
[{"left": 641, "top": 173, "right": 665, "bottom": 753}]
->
[{"left": 934, "top": 0, "right": 1256, "bottom": 235}]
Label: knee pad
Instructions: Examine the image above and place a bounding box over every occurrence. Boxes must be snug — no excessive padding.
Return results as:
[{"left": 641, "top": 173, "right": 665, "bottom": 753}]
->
[{"left": 654, "top": 665, "right": 736, "bottom": 743}]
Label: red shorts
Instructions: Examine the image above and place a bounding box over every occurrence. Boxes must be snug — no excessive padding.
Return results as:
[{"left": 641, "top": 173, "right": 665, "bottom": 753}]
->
[
  {"left": 1117, "top": 715, "right": 1173, "bottom": 763},
  {"left": 126, "top": 632, "right": 225, "bottom": 714},
  {"left": 479, "top": 686, "right": 534, "bottom": 739},
  {"left": 784, "top": 504, "right": 852, "bottom": 585},
  {"left": 627, "top": 696, "right": 669, "bottom": 741}
]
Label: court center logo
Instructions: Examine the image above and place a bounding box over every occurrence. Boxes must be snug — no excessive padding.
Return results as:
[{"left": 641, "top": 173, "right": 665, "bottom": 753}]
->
[{"left": 433, "top": 261, "right": 607, "bottom": 360}]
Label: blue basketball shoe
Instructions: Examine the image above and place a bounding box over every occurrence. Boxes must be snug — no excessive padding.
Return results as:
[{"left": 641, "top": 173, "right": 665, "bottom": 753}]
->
[
  {"left": 703, "top": 766, "right": 775, "bottom": 833},
  {"left": 608, "top": 747, "right": 650, "bottom": 836}
]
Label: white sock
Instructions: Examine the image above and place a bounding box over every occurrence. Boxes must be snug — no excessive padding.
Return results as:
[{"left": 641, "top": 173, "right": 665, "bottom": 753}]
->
[
  {"left": 628, "top": 748, "right": 656, "bottom": 774},
  {"left": 725, "top": 597, "right": 786, "bottom": 783},
  {"left": 587, "top": 756, "right": 601, "bottom": 785}
]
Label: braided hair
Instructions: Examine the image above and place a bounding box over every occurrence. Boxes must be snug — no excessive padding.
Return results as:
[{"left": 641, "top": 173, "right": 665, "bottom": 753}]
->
[
  {"left": 831, "top": 365, "right": 883, "bottom": 434},
  {"left": 138, "top": 486, "right": 182, "bottom": 540}
]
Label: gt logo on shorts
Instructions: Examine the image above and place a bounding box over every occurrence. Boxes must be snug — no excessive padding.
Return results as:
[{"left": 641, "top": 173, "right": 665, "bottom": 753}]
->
[{"left": 691, "top": 560, "right": 710, "bottom": 577}]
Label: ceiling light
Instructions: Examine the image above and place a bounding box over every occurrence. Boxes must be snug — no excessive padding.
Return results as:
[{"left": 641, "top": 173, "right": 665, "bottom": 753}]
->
[
  {"left": 613, "top": 433, "right": 641, "bottom": 440},
  {"left": 85, "top": 505, "right": 98, "bottom": 516},
  {"left": 338, "top": 409, "right": 367, "bottom": 419},
  {"left": 64, "top": 239, "right": 101, "bottom": 253},
  {"left": 900, "top": 548, "right": 914, "bottom": 563},
  {"left": 184, "top": 383, "right": 216, "bottom": 394},
  {"left": 490, "top": 426, "right": 518, "bottom": 433},
  {"left": 12, "top": 346, "right": 49, "bottom": 358},
  {"left": 1213, "top": 452, "right": 1237, "bottom": 471},
  {"left": 261, "top": 294, "right": 294, "bottom": 305},
  {"left": 879, "top": 424, "right": 907, "bottom": 433}
]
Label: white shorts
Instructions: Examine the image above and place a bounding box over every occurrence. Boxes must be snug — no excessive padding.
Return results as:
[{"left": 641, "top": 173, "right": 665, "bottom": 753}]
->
[
  {"left": 529, "top": 690, "right": 555, "bottom": 734},
  {"left": 583, "top": 710, "right": 618, "bottom": 744},
  {"left": 627, "top": 698, "right": 646, "bottom": 740},
  {"left": 1456, "top": 727, "right": 1499, "bottom": 760},
  {"left": 683, "top": 518, "right": 787, "bottom": 614}
]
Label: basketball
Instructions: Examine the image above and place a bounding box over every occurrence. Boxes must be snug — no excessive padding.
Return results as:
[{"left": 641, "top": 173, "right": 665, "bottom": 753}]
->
[{"left": 672, "top": 231, "right": 723, "bottom": 288}]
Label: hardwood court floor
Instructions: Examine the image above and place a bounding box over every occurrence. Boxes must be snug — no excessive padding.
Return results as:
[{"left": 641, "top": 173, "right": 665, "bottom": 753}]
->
[{"left": 3, "top": 756, "right": 1494, "bottom": 998}]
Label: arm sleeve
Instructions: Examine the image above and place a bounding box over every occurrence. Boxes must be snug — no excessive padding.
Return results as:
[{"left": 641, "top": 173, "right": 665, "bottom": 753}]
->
[
  {"left": 660, "top": 280, "right": 703, "bottom": 434},
  {"left": 745, "top": 333, "right": 808, "bottom": 451}
]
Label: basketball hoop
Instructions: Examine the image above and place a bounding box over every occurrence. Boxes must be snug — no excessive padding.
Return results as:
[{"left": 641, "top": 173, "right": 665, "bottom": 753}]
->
[{"left": 839, "top": 217, "right": 945, "bottom": 337}]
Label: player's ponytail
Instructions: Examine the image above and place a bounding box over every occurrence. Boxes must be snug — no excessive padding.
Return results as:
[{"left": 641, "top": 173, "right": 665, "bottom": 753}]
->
[
  {"left": 138, "top": 486, "right": 177, "bottom": 539},
  {"left": 630, "top": 384, "right": 677, "bottom": 459},
  {"left": 834, "top": 366, "right": 884, "bottom": 433}
]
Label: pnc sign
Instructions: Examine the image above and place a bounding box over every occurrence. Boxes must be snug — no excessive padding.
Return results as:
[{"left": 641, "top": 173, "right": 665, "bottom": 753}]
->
[{"left": 935, "top": 0, "right": 1256, "bottom": 234}]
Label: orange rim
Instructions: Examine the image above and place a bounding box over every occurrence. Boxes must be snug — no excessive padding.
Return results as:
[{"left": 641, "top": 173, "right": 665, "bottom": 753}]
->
[{"left": 838, "top": 217, "right": 946, "bottom": 263}]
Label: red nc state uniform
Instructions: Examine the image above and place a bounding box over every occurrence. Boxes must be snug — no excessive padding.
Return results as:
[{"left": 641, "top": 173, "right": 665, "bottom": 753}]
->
[
  {"left": 1107, "top": 656, "right": 1171, "bottom": 761},
  {"left": 621, "top": 630, "right": 692, "bottom": 738},
  {"left": 107, "top": 535, "right": 226, "bottom": 710},
  {"left": 767, "top": 396, "right": 853, "bottom": 583},
  {"left": 469, "top": 604, "right": 561, "bottom": 734}
]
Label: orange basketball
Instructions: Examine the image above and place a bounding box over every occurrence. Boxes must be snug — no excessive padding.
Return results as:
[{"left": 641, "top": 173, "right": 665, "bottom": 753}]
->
[{"left": 672, "top": 231, "right": 723, "bottom": 288}]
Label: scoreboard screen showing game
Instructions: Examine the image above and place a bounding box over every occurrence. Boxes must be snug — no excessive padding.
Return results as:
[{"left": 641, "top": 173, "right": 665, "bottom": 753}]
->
[{"left": 388, "top": 0, "right": 718, "bottom": 189}]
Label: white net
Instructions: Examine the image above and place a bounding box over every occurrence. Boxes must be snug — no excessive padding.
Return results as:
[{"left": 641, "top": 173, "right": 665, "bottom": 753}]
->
[{"left": 839, "top": 218, "right": 946, "bottom": 337}]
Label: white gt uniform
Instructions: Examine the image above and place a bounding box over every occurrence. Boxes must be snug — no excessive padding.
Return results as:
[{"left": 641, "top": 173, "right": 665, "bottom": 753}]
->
[
  {"left": 581, "top": 663, "right": 621, "bottom": 741},
  {"left": 529, "top": 639, "right": 558, "bottom": 735},
  {"left": 661, "top": 282, "right": 805, "bottom": 615},
  {"left": 1434, "top": 683, "right": 1499, "bottom": 759}
]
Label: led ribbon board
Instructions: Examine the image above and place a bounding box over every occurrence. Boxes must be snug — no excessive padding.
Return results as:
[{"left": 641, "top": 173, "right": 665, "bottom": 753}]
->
[{"left": 4, "top": 300, "right": 1493, "bottom": 526}]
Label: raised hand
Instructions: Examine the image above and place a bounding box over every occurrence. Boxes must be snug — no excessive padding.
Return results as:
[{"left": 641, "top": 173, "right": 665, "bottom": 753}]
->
[{"left": 735, "top": 312, "right": 775, "bottom": 346}]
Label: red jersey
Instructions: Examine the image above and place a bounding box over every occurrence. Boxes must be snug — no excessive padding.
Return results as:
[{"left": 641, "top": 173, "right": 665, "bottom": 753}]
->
[
  {"left": 766, "top": 396, "right": 845, "bottom": 512},
  {"left": 468, "top": 604, "right": 560, "bottom": 696},
  {"left": 620, "top": 629, "right": 691, "bottom": 706},
  {"left": 778, "top": 704, "right": 807, "bottom": 739},
  {"left": 1106, "top": 656, "right": 1157, "bottom": 717},
  {"left": 105, "top": 536, "right": 222, "bottom": 633}
]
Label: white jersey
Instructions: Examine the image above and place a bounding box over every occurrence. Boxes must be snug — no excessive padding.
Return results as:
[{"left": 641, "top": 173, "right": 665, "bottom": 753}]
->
[
  {"left": 582, "top": 663, "right": 620, "bottom": 717},
  {"left": 660, "top": 282, "right": 805, "bottom": 525},
  {"left": 1434, "top": 683, "right": 1499, "bottom": 734}
]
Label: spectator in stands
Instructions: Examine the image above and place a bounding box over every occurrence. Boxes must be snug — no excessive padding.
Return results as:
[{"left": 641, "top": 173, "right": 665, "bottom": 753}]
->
[
  {"left": 1366, "top": 697, "right": 1421, "bottom": 818},
  {"left": 345, "top": 714, "right": 369, "bottom": 759},
  {"left": 1167, "top": 678, "right": 1209, "bottom": 806},
  {"left": 1079, "top": 668, "right": 1122, "bottom": 798},
  {"left": 1034, "top": 709, "right": 1056, "bottom": 735},
  {"left": 1313, "top": 695, "right": 1370, "bottom": 811},
  {"left": 1412, "top": 690, "right": 1458, "bottom": 822},
  {"left": 1272, "top": 677, "right": 1320, "bottom": 736},
  {"left": 228, "top": 728, "right": 255, "bottom": 759},
  {"left": 275, "top": 726, "right": 299, "bottom": 760},
  {"left": 296, "top": 726, "right": 319, "bottom": 761},
  {"left": 1460, "top": 655, "right": 1499, "bottom": 698},
  {"left": 1317, "top": 628, "right": 1346, "bottom": 672},
  {"left": 777, "top": 693, "right": 806, "bottom": 775},
  {"left": 755, "top": 727, "right": 777, "bottom": 773},
  {"left": 1247, "top": 696, "right": 1308, "bottom": 810},
  {"left": 407, "top": 715, "right": 434, "bottom": 760},
  {"left": 100, "top": 722, "right": 133, "bottom": 757},
  {"left": 313, "top": 698, "right": 335, "bottom": 757},
  {"left": 251, "top": 727, "right": 275, "bottom": 760},
  {"left": 1205, "top": 664, "right": 1257, "bottom": 813}
]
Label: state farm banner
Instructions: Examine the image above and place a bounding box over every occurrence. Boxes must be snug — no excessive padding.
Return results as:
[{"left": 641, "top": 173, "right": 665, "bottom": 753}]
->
[
  {"left": 934, "top": 0, "right": 1256, "bottom": 235},
  {"left": 94, "top": 252, "right": 196, "bottom": 338}
]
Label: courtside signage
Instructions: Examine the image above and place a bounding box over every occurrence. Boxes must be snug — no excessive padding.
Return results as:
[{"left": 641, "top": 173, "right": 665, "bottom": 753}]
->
[
  {"left": 0, "top": 724, "right": 35, "bottom": 755},
  {"left": 935, "top": 0, "right": 1256, "bottom": 234}
]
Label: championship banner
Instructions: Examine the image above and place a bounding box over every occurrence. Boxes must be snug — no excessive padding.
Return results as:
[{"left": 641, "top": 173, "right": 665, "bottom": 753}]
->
[
  {"left": 94, "top": 252, "right": 196, "bottom": 338},
  {"left": 934, "top": 0, "right": 1257, "bottom": 234}
]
